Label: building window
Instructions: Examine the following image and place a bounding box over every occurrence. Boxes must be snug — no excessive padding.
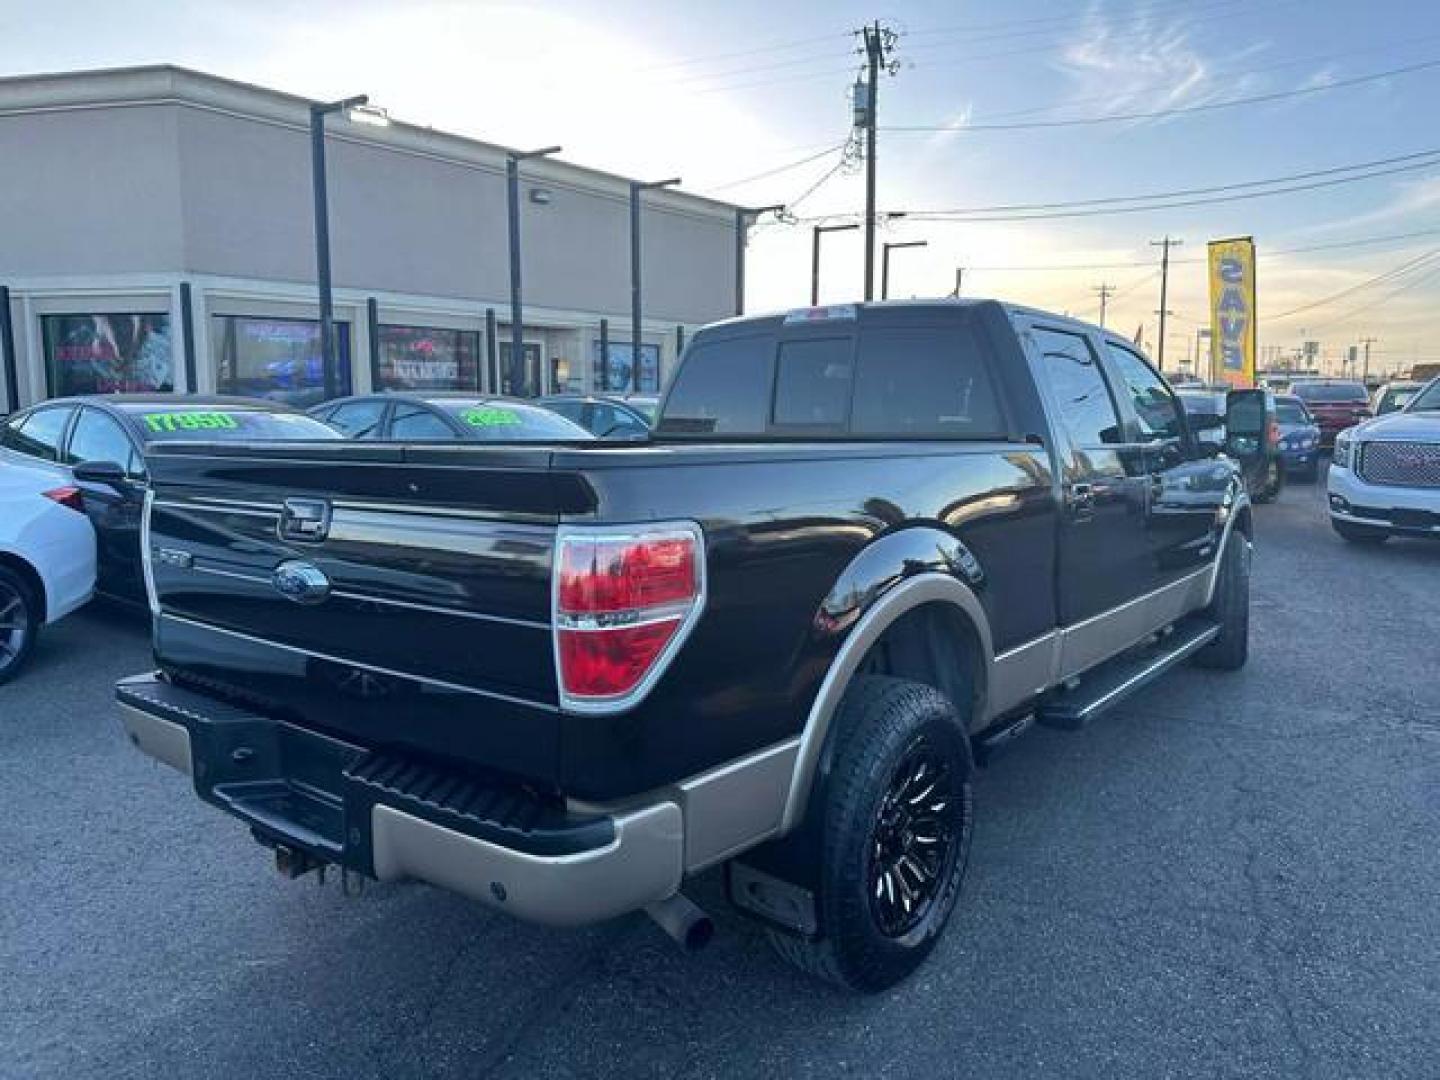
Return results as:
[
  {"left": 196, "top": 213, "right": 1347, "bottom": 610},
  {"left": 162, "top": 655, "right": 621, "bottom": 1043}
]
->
[
  {"left": 375, "top": 325, "right": 481, "bottom": 391},
  {"left": 213, "top": 315, "right": 350, "bottom": 407},
  {"left": 42, "top": 314, "right": 173, "bottom": 396},
  {"left": 593, "top": 340, "right": 660, "bottom": 393}
]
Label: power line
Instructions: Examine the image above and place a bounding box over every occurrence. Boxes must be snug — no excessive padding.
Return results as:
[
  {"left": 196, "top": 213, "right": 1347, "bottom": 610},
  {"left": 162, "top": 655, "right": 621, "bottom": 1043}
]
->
[
  {"left": 1308, "top": 261, "right": 1440, "bottom": 332},
  {"left": 1269, "top": 247, "right": 1440, "bottom": 319},
  {"left": 704, "top": 141, "right": 848, "bottom": 192},
  {"left": 634, "top": 32, "right": 851, "bottom": 74},
  {"left": 881, "top": 56, "right": 1440, "bottom": 133}
]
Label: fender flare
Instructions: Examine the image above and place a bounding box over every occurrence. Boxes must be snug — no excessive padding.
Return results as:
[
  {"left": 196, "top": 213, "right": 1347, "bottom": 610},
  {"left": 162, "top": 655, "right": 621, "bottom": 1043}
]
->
[
  {"left": 778, "top": 572, "right": 992, "bottom": 834},
  {"left": 1204, "top": 490, "right": 1253, "bottom": 607}
]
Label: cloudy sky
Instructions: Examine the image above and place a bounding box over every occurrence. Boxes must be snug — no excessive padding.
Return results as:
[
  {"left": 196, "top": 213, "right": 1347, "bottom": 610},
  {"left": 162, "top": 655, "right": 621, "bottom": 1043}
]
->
[{"left": 4, "top": 0, "right": 1439, "bottom": 375}]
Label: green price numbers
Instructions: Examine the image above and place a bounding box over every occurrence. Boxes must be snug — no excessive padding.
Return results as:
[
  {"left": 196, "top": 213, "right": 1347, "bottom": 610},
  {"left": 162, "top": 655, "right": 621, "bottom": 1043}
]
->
[
  {"left": 460, "top": 408, "right": 522, "bottom": 427},
  {"left": 142, "top": 411, "right": 241, "bottom": 433}
]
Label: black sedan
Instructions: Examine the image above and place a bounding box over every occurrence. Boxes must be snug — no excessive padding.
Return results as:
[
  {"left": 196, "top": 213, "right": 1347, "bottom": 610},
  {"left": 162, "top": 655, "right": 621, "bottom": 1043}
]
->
[
  {"left": 534, "top": 394, "right": 653, "bottom": 439},
  {"left": 0, "top": 395, "right": 340, "bottom": 606},
  {"left": 309, "top": 392, "right": 593, "bottom": 442}
]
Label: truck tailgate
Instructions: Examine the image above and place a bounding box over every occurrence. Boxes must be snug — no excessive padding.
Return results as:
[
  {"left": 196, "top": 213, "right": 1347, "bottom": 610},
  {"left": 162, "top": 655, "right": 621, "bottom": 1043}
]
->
[{"left": 143, "top": 442, "right": 593, "bottom": 787}]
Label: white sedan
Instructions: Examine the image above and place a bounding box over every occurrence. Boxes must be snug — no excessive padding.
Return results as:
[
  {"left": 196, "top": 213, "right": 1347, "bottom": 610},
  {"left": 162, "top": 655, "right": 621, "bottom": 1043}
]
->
[{"left": 0, "top": 459, "right": 97, "bottom": 683}]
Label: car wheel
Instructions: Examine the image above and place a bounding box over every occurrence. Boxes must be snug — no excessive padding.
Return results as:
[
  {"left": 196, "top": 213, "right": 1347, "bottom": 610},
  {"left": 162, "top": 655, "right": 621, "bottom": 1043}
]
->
[
  {"left": 1253, "top": 460, "right": 1282, "bottom": 503},
  {"left": 0, "top": 567, "right": 39, "bottom": 685},
  {"left": 767, "top": 675, "right": 974, "bottom": 993},
  {"left": 1194, "top": 531, "right": 1250, "bottom": 671},
  {"left": 1332, "top": 520, "right": 1389, "bottom": 545}
]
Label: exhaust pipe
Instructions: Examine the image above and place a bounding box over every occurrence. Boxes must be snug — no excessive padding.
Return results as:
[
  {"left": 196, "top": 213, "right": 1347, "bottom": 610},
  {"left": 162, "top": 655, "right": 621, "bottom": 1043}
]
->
[{"left": 645, "top": 892, "right": 714, "bottom": 952}]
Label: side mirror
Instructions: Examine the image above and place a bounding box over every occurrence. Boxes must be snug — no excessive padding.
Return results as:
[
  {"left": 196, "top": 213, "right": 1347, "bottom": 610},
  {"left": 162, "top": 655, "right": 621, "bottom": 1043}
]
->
[
  {"left": 72, "top": 459, "right": 129, "bottom": 489},
  {"left": 1224, "top": 389, "right": 1275, "bottom": 462}
]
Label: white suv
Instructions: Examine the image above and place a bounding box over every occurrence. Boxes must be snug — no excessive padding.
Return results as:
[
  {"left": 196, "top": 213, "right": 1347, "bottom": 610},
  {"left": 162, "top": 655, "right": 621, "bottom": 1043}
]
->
[{"left": 1328, "top": 376, "right": 1440, "bottom": 544}]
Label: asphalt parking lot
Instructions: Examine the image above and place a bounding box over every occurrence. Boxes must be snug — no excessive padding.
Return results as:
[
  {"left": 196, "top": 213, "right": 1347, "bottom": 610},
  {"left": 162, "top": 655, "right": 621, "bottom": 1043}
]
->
[{"left": 2, "top": 472, "right": 1437, "bottom": 1080}]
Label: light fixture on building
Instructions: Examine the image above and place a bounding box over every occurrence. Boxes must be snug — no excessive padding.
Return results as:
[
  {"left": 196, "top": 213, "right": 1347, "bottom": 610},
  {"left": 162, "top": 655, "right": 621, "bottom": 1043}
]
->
[
  {"left": 347, "top": 103, "right": 391, "bottom": 128},
  {"left": 529, "top": 187, "right": 553, "bottom": 205}
]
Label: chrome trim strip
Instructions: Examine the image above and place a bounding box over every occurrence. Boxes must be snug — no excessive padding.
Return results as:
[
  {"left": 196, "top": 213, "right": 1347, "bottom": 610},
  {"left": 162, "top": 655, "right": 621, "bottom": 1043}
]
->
[
  {"left": 157, "top": 613, "right": 558, "bottom": 713},
  {"left": 153, "top": 499, "right": 279, "bottom": 520},
  {"left": 190, "top": 564, "right": 268, "bottom": 585},
  {"left": 331, "top": 499, "right": 557, "bottom": 525},
  {"left": 780, "top": 573, "right": 992, "bottom": 835},
  {"left": 329, "top": 590, "right": 550, "bottom": 630},
  {"left": 1203, "top": 492, "right": 1252, "bottom": 606},
  {"left": 140, "top": 488, "right": 161, "bottom": 618}
]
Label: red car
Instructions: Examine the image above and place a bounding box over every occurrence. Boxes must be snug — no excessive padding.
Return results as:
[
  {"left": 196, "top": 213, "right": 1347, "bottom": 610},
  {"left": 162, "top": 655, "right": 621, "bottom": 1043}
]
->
[{"left": 1290, "top": 380, "right": 1372, "bottom": 448}]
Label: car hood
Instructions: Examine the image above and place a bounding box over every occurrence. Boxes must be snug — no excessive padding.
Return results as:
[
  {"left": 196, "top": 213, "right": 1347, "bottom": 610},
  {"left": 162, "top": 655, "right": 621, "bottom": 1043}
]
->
[{"left": 1352, "top": 411, "right": 1440, "bottom": 441}]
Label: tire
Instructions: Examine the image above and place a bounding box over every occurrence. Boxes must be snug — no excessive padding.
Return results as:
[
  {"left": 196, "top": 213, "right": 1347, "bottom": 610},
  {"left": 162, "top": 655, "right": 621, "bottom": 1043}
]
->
[
  {"left": 0, "top": 567, "right": 40, "bottom": 686},
  {"left": 767, "top": 675, "right": 974, "bottom": 993},
  {"left": 1193, "top": 532, "right": 1250, "bottom": 671},
  {"left": 1332, "top": 519, "right": 1389, "bottom": 545}
]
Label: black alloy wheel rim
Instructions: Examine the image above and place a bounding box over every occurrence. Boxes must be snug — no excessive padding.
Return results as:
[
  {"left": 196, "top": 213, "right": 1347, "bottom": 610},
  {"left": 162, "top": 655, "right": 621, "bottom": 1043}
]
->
[
  {"left": 0, "top": 583, "right": 29, "bottom": 672},
  {"left": 868, "top": 736, "right": 960, "bottom": 939}
]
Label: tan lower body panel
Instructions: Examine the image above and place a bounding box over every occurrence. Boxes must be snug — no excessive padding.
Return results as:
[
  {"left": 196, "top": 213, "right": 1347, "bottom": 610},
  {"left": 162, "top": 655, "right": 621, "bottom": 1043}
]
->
[{"left": 119, "top": 703, "right": 193, "bottom": 775}]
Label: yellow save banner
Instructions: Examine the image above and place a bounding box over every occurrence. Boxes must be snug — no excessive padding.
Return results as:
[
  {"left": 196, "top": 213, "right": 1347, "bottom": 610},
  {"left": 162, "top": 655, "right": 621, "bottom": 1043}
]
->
[{"left": 1207, "top": 237, "right": 1257, "bottom": 387}]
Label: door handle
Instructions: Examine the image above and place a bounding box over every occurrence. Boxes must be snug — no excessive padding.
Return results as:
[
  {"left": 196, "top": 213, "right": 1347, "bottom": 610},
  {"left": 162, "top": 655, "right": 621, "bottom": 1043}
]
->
[{"left": 1067, "top": 482, "right": 1096, "bottom": 520}]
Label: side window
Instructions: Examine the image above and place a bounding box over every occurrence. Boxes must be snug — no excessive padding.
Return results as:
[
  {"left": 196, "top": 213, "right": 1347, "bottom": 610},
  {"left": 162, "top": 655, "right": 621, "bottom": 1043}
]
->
[
  {"left": 592, "top": 404, "right": 646, "bottom": 437},
  {"left": 1105, "top": 343, "right": 1184, "bottom": 441},
  {"left": 67, "top": 408, "right": 144, "bottom": 477},
  {"left": 658, "top": 334, "right": 773, "bottom": 436},
  {"left": 773, "top": 337, "right": 853, "bottom": 428},
  {"left": 326, "top": 399, "right": 388, "bottom": 439},
  {"left": 8, "top": 406, "right": 75, "bottom": 461},
  {"left": 852, "top": 326, "right": 1005, "bottom": 437},
  {"left": 1031, "top": 329, "right": 1122, "bottom": 447},
  {"left": 388, "top": 403, "right": 456, "bottom": 440}
]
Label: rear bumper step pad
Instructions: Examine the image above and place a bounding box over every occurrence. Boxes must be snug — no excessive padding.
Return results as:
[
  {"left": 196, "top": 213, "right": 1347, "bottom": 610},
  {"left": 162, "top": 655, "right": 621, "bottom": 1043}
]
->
[{"left": 117, "top": 672, "right": 683, "bottom": 926}]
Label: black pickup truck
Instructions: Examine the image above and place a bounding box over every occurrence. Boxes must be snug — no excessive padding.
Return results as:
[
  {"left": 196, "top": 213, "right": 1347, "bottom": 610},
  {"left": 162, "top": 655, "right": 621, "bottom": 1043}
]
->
[{"left": 118, "top": 300, "right": 1265, "bottom": 992}]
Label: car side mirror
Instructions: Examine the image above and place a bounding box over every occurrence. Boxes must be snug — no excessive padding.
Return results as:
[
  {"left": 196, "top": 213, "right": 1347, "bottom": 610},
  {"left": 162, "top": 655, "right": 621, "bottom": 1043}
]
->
[{"left": 73, "top": 459, "right": 130, "bottom": 489}]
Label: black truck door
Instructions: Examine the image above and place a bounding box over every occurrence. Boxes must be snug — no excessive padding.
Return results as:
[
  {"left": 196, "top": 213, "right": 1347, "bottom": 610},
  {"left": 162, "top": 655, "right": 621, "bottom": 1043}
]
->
[
  {"left": 1024, "top": 324, "right": 1152, "bottom": 625},
  {"left": 1101, "top": 341, "right": 1228, "bottom": 583}
]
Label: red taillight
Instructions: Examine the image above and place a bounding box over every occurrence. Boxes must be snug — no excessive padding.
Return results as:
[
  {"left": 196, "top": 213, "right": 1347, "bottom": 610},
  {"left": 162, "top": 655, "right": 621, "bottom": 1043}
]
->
[
  {"left": 43, "top": 486, "right": 85, "bottom": 513},
  {"left": 554, "top": 526, "right": 703, "bottom": 708}
]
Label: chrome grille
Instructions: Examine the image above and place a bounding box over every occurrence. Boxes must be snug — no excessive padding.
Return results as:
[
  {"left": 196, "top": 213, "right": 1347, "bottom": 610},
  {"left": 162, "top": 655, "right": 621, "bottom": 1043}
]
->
[{"left": 1359, "top": 441, "right": 1440, "bottom": 488}]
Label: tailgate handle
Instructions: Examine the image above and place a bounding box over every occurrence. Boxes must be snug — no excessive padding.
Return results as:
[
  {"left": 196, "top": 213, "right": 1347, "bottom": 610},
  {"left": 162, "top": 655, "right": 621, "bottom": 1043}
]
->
[{"left": 279, "top": 498, "right": 333, "bottom": 543}]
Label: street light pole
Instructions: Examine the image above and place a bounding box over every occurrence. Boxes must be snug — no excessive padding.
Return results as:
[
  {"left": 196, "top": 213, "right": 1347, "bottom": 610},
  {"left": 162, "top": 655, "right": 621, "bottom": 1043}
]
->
[
  {"left": 506, "top": 145, "right": 562, "bottom": 396},
  {"left": 734, "top": 204, "right": 785, "bottom": 316},
  {"left": 630, "top": 177, "right": 681, "bottom": 393},
  {"left": 310, "top": 94, "right": 371, "bottom": 401},
  {"left": 881, "top": 239, "right": 927, "bottom": 300},
  {"left": 811, "top": 223, "right": 860, "bottom": 306}
]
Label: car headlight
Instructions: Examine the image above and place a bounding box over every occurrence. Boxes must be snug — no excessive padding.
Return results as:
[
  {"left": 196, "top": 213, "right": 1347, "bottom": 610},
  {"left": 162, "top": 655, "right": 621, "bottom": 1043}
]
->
[{"left": 1333, "top": 434, "right": 1353, "bottom": 469}]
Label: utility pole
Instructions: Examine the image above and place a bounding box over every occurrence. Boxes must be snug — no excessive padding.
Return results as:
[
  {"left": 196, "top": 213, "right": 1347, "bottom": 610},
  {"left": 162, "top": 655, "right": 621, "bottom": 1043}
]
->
[
  {"left": 949, "top": 267, "right": 963, "bottom": 298},
  {"left": 856, "top": 22, "right": 896, "bottom": 301},
  {"left": 734, "top": 204, "right": 785, "bottom": 316},
  {"left": 507, "top": 145, "right": 562, "bottom": 397},
  {"left": 310, "top": 94, "right": 371, "bottom": 401},
  {"left": 1359, "top": 336, "right": 1378, "bottom": 384},
  {"left": 1092, "top": 282, "right": 1115, "bottom": 328},
  {"left": 1150, "top": 235, "right": 1182, "bottom": 371}
]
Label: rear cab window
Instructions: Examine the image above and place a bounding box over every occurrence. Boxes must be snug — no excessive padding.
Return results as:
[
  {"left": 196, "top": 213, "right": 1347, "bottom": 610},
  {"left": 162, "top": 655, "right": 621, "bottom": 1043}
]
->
[{"left": 657, "top": 307, "right": 1007, "bottom": 440}]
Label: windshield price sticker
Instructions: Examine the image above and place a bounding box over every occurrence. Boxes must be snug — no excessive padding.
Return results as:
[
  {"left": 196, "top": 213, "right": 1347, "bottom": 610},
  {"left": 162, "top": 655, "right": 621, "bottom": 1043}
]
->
[
  {"left": 461, "top": 408, "right": 522, "bottom": 427},
  {"left": 142, "top": 411, "right": 241, "bottom": 433}
]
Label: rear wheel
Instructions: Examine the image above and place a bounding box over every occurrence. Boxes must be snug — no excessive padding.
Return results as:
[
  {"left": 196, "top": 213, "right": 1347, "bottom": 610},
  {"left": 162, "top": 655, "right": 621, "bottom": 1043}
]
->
[
  {"left": 1332, "top": 520, "right": 1389, "bottom": 545},
  {"left": 1194, "top": 532, "right": 1250, "bottom": 671},
  {"left": 767, "top": 676, "right": 974, "bottom": 993},
  {"left": 0, "top": 568, "right": 39, "bottom": 686}
]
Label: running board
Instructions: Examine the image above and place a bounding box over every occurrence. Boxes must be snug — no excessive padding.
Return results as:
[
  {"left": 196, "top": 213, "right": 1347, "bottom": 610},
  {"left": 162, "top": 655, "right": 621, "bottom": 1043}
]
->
[{"left": 1034, "top": 616, "right": 1220, "bottom": 731}]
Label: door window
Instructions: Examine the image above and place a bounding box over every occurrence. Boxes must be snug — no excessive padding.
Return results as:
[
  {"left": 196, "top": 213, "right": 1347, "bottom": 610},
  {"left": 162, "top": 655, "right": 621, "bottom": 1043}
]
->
[
  {"left": 67, "top": 408, "right": 144, "bottom": 476},
  {"left": 1031, "top": 329, "right": 1122, "bottom": 447},
  {"left": 388, "top": 403, "right": 456, "bottom": 439},
  {"left": 326, "top": 399, "right": 389, "bottom": 439},
  {"left": 5, "top": 406, "right": 75, "bottom": 461},
  {"left": 1104, "top": 343, "right": 1184, "bottom": 442}
]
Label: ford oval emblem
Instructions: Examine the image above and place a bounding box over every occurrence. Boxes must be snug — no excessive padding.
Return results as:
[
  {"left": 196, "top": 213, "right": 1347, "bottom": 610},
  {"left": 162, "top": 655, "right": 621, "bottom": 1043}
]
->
[{"left": 272, "top": 560, "right": 331, "bottom": 605}]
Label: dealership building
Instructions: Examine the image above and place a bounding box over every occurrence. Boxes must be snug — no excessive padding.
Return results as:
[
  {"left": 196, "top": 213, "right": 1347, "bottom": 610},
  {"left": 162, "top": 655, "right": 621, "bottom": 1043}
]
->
[{"left": 0, "top": 65, "right": 746, "bottom": 412}]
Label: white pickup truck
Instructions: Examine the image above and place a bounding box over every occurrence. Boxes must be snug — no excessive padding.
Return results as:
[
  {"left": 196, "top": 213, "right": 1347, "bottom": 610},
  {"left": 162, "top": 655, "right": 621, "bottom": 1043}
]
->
[{"left": 1328, "top": 376, "right": 1440, "bottom": 543}]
